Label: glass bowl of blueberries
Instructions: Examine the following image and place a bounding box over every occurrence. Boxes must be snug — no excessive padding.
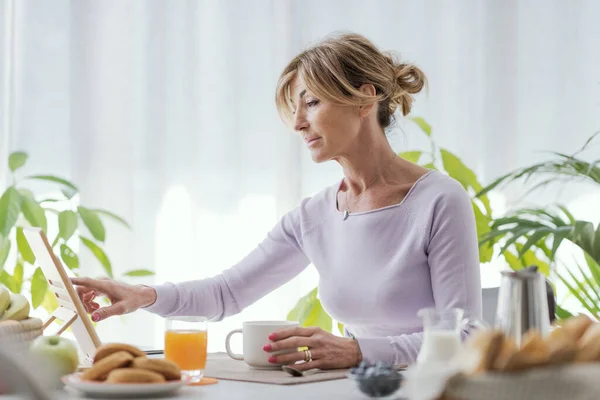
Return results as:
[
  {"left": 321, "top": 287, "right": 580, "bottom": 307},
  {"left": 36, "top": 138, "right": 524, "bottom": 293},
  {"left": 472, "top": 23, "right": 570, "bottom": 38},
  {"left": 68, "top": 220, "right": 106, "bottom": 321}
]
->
[{"left": 348, "top": 361, "right": 404, "bottom": 398}]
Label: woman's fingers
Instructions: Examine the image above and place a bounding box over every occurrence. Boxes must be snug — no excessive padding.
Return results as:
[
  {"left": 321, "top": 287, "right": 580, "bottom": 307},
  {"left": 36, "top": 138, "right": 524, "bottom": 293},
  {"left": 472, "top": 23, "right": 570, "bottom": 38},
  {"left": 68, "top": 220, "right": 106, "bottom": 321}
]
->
[
  {"left": 83, "top": 301, "right": 99, "bottom": 314},
  {"left": 71, "top": 277, "right": 114, "bottom": 296},
  {"left": 270, "top": 326, "right": 319, "bottom": 341},
  {"left": 269, "top": 349, "right": 319, "bottom": 365},
  {"left": 265, "top": 336, "right": 313, "bottom": 352},
  {"left": 92, "top": 302, "right": 126, "bottom": 322}
]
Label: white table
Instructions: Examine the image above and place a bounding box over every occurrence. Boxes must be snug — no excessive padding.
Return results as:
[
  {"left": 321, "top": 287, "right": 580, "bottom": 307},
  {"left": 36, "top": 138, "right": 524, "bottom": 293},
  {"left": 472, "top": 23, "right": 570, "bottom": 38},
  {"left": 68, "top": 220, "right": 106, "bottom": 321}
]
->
[
  {"left": 0, "top": 352, "right": 408, "bottom": 400},
  {"left": 1, "top": 379, "right": 409, "bottom": 399}
]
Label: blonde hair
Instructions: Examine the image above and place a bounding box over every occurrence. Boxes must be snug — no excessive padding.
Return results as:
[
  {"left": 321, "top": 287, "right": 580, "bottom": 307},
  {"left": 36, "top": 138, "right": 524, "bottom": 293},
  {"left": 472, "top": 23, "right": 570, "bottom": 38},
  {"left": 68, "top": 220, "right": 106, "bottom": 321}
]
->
[{"left": 275, "top": 33, "right": 427, "bottom": 129}]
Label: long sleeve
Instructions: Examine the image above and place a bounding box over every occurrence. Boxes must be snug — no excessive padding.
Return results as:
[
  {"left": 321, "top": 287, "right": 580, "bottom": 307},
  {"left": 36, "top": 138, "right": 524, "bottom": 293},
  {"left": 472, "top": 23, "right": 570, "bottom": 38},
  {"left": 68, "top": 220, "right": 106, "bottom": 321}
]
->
[
  {"left": 356, "top": 182, "right": 482, "bottom": 364},
  {"left": 143, "top": 207, "right": 311, "bottom": 320}
]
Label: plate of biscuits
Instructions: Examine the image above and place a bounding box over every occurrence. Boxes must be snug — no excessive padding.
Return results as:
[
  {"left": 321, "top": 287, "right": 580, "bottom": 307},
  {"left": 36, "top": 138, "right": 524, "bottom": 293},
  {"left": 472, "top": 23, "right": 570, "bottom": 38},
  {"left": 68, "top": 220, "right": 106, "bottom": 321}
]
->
[{"left": 62, "top": 343, "right": 191, "bottom": 397}]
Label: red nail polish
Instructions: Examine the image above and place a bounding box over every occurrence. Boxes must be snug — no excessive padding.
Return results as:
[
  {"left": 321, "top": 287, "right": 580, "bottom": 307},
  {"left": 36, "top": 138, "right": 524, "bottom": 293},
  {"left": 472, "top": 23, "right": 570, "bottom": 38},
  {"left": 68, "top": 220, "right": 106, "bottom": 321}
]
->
[
  {"left": 268, "top": 356, "right": 277, "bottom": 363},
  {"left": 268, "top": 333, "right": 277, "bottom": 341},
  {"left": 92, "top": 313, "right": 100, "bottom": 322},
  {"left": 263, "top": 344, "right": 272, "bottom": 352}
]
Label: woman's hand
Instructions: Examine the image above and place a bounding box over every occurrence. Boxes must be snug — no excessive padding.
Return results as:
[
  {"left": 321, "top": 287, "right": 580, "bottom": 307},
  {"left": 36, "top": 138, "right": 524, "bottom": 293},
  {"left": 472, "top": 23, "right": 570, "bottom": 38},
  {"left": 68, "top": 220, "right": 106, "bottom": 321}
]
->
[
  {"left": 71, "top": 277, "right": 157, "bottom": 322},
  {"left": 263, "top": 326, "right": 362, "bottom": 371}
]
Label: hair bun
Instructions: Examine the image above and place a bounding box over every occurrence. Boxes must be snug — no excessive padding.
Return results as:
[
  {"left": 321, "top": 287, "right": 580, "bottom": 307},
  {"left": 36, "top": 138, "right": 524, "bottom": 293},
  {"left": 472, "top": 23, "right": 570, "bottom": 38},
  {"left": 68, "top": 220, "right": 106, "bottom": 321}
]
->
[{"left": 388, "top": 58, "right": 427, "bottom": 116}]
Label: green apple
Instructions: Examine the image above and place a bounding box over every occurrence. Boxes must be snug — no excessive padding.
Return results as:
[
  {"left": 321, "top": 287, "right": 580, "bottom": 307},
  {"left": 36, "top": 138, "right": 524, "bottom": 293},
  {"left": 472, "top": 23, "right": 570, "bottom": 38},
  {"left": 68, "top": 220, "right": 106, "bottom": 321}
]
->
[
  {"left": 0, "top": 286, "right": 9, "bottom": 317},
  {"left": 30, "top": 336, "right": 79, "bottom": 377},
  {"left": 0, "top": 293, "right": 30, "bottom": 321}
]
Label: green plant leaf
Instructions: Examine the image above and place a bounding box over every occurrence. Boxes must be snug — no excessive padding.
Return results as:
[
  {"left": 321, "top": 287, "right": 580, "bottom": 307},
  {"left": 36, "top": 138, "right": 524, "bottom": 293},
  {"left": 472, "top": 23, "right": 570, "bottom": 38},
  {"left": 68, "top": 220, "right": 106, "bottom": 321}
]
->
[
  {"left": 398, "top": 151, "right": 421, "bottom": 164},
  {"left": 80, "top": 236, "right": 113, "bottom": 278},
  {"left": 0, "top": 270, "right": 18, "bottom": 293},
  {"left": 60, "top": 244, "right": 79, "bottom": 270},
  {"left": 287, "top": 287, "right": 333, "bottom": 332},
  {"left": 17, "top": 189, "right": 35, "bottom": 200},
  {"left": 550, "top": 226, "right": 573, "bottom": 260},
  {"left": 123, "top": 269, "right": 154, "bottom": 277},
  {"left": 517, "top": 244, "right": 551, "bottom": 276},
  {"left": 571, "top": 221, "right": 596, "bottom": 261},
  {"left": 8, "top": 151, "right": 28, "bottom": 172},
  {"left": 502, "top": 250, "right": 523, "bottom": 271},
  {"left": 440, "top": 149, "right": 491, "bottom": 214},
  {"left": 518, "top": 230, "right": 551, "bottom": 258},
  {"left": 572, "top": 257, "right": 600, "bottom": 305},
  {"left": 78, "top": 206, "right": 106, "bottom": 242},
  {"left": 594, "top": 223, "right": 600, "bottom": 264},
  {"left": 21, "top": 196, "right": 48, "bottom": 233},
  {"left": 557, "top": 272, "right": 598, "bottom": 318},
  {"left": 555, "top": 304, "right": 574, "bottom": 321},
  {"left": 287, "top": 288, "right": 318, "bottom": 323},
  {"left": 563, "top": 266, "right": 599, "bottom": 314},
  {"left": 13, "top": 262, "right": 24, "bottom": 293},
  {"left": 31, "top": 267, "right": 49, "bottom": 308},
  {"left": 0, "top": 187, "right": 23, "bottom": 236},
  {"left": 16, "top": 228, "right": 36, "bottom": 264},
  {"left": 41, "top": 286, "right": 59, "bottom": 314},
  {"left": 473, "top": 203, "right": 492, "bottom": 263},
  {"left": 0, "top": 237, "right": 10, "bottom": 272},
  {"left": 410, "top": 116, "right": 432, "bottom": 137},
  {"left": 498, "top": 228, "right": 535, "bottom": 256},
  {"left": 303, "top": 298, "right": 332, "bottom": 332},
  {"left": 24, "top": 175, "right": 79, "bottom": 198},
  {"left": 58, "top": 210, "right": 78, "bottom": 242},
  {"left": 92, "top": 209, "right": 131, "bottom": 229},
  {"left": 583, "top": 252, "right": 600, "bottom": 288}
]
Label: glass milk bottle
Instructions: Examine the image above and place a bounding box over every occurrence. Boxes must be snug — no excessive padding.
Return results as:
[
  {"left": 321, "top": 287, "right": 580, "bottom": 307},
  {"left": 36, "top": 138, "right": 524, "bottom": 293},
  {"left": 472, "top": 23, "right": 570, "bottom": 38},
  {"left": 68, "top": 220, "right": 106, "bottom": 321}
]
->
[{"left": 416, "top": 308, "right": 464, "bottom": 364}]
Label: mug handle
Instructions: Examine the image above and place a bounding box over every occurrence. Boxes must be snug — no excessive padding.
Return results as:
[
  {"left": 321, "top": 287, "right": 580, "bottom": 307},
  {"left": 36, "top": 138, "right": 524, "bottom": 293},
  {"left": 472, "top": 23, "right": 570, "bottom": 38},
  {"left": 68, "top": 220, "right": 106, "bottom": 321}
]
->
[{"left": 225, "top": 329, "right": 244, "bottom": 361}]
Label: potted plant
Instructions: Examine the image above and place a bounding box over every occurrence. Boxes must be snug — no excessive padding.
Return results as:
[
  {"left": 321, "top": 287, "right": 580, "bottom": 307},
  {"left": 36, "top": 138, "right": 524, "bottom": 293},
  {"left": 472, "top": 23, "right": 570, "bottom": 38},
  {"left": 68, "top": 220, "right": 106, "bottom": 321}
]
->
[
  {"left": 478, "top": 132, "right": 600, "bottom": 319},
  {"left": 0, "top": 151, "right": 152, "bottom": 313}
]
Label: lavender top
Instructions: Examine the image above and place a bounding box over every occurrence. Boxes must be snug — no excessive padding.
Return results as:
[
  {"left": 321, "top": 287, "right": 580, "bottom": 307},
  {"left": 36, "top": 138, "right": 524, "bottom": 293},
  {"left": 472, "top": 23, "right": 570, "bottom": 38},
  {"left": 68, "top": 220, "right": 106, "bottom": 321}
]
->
[{"left": 144, "top": 171, "right": 482, "bottom": 364}]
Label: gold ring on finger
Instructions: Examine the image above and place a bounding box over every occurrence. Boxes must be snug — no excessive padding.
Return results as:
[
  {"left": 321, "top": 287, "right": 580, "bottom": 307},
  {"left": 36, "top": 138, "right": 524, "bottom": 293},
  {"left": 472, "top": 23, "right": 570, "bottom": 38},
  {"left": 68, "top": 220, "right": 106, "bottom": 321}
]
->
[{"left": 304, "top": 349, "right": 313, "bottom": 363}]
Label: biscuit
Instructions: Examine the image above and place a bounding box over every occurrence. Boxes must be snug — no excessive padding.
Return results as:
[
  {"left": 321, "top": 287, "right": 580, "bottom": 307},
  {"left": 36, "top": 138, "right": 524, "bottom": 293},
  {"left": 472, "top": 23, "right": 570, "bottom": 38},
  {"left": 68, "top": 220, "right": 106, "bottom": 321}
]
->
[
  {"left": 560, "top": 314, "right": 594, "bottom": 341},
  {"left": 93, "top": 343, "right": 146, "bottom": 364},
  {"left": 546, "top": 327, "right": 577, "bottom": 365},
  {"left": 131, "top": 357, "right": 181, "bottom": 380},
  {"left": 82, "top": 351, "right": 134, "bottom": 381},
  {"left": 462, "top": 329, "right": 505, "bottom": 374},
  {"left": 105, "top": 368, "right": 166, "bottom": 384},
  {"left": 575, "top": 323, "right": 600, "bottom": 362},
  {"left": 492, "top": 336, "right": 517, "bottom": 371},
  {"left": 502, "top": 330, "right": 549, "bottom": 371}
]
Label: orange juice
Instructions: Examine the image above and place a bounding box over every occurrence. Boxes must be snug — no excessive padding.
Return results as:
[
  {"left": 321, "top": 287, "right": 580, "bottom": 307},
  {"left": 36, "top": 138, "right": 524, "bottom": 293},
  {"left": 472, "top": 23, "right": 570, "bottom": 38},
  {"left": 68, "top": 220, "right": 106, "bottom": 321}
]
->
[{"left": 165, "top": 329, "right": 208, "bottom": 370}]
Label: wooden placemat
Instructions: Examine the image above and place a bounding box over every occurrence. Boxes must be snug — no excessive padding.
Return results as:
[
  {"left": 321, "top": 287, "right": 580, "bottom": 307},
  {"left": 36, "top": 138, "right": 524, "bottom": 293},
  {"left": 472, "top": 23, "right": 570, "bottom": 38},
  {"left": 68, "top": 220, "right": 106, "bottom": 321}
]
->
[{"left": 204, "top": 353, "right": 349, "bottom": 385}]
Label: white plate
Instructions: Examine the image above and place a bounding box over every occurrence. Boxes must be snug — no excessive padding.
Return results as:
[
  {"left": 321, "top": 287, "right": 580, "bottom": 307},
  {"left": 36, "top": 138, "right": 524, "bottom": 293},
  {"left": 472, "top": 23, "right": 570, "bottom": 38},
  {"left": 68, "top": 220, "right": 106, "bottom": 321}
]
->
[{"left": 62, "top": 373, "right": 191, "bottom": 398}]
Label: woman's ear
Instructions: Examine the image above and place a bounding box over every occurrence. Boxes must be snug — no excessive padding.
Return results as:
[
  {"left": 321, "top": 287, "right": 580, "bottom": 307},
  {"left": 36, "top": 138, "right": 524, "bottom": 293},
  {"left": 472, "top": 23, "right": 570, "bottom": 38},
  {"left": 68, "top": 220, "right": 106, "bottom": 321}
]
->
[{"left": 358, "top": 84, "right": 377, "bottom": 118}]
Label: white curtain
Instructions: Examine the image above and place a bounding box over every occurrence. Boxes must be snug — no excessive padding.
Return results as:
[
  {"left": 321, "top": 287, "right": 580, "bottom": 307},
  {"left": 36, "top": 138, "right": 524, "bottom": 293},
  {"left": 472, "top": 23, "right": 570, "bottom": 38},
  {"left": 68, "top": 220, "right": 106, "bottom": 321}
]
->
[{"left": 1, "top": 0, "right": 599, "bottom": 351}]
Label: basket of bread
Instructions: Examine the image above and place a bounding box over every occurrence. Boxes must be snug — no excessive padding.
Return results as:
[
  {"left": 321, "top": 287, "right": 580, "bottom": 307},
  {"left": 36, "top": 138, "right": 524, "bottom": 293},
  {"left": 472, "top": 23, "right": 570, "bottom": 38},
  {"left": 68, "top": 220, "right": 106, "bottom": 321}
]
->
[{"left": 404, "top": 315, "right": 600, "bottom": 400}]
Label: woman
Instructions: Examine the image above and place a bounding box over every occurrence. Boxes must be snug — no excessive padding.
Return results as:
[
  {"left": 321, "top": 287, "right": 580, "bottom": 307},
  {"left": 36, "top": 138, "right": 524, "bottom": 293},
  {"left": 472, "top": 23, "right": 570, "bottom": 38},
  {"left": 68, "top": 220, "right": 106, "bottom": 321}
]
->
[{"left": 73, "top": 33, "right": 482, "bottom": 370}]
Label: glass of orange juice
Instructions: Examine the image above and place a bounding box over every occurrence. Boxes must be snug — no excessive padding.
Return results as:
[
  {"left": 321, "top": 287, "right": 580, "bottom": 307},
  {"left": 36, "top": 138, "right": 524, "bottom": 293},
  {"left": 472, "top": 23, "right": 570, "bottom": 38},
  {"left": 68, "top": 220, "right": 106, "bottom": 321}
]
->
[{"left": 164, "top": 316, "right": 208, "bottom": 383}]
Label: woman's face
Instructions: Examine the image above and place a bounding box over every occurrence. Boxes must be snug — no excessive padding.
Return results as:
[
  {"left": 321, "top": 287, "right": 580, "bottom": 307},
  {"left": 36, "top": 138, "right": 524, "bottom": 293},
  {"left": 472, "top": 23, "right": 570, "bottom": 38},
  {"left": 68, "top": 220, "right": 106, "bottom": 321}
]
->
[{"left": 289, "top": 75, "right": 362, "bottom": 163}]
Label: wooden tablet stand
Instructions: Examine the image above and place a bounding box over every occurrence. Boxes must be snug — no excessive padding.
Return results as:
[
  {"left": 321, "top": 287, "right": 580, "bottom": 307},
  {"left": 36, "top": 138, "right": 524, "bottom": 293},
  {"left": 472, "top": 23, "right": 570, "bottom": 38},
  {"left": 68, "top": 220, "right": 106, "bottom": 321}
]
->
[{"left": 22, "top": 228, "right": 102, "bottom": 365}]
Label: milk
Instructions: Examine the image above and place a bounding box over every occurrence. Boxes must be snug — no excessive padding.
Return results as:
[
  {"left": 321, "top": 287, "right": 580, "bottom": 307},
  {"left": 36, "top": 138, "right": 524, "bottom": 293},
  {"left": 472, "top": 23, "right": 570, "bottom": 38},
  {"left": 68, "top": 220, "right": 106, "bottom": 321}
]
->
[{"left": 417, "top": 330, "right": 462, "bottom": 364}]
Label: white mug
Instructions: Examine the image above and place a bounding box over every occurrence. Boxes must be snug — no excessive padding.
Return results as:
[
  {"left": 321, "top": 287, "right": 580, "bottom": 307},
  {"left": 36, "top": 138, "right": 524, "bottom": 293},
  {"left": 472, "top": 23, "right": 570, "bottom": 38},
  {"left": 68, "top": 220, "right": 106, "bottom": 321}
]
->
[{"left": 225, "top": 320, "right": 299, "bottom": 369}]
